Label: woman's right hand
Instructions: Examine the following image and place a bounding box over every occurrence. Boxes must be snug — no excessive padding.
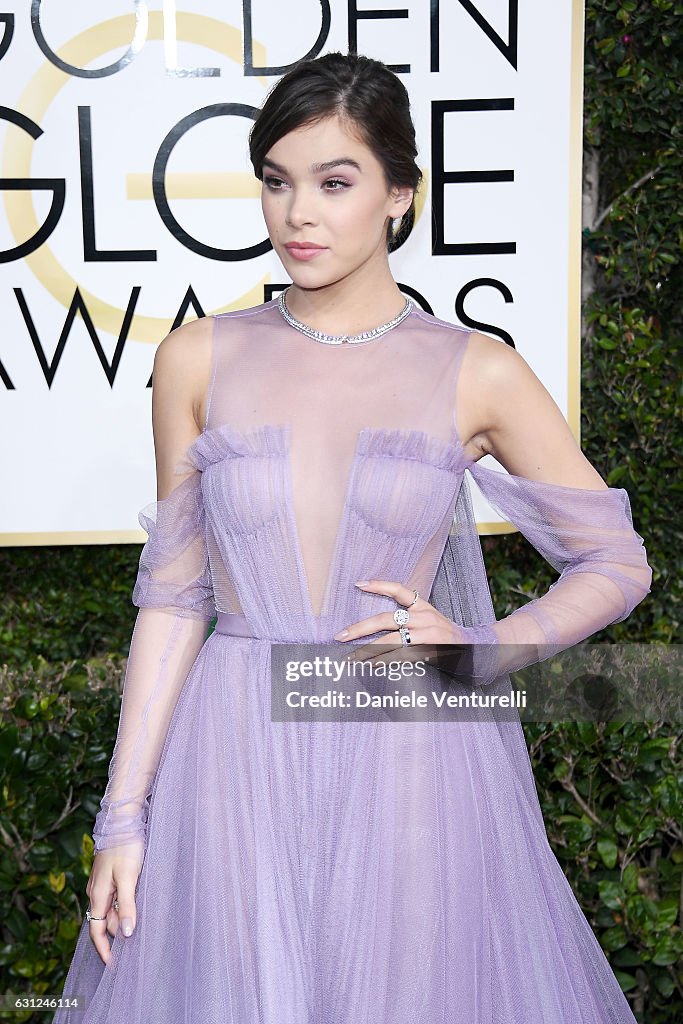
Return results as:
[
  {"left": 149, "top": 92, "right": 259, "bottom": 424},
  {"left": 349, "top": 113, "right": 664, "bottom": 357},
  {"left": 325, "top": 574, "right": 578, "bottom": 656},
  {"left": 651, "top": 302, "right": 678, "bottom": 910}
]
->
[{"left": 85, "top": 843, "right": 144, "bottom": 965}]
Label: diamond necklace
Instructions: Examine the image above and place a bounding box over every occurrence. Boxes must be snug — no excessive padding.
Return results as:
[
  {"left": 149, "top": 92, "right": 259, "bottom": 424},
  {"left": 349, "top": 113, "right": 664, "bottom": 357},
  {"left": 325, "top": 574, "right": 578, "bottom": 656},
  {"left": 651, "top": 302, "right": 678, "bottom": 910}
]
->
[{"left": 277, "top": 287, "right": 413, "bottom": 345}]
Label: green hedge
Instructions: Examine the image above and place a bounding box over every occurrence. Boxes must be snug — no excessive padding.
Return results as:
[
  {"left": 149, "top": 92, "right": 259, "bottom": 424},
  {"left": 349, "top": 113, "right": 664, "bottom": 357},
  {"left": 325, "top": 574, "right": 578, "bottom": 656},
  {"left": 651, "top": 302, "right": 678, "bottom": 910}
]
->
[
  {"left": 0, "top": 1, "right": 681, "bottom": 1020},
  {"left": 0, "top": 659, "right": 127, "bottom": 1022}
]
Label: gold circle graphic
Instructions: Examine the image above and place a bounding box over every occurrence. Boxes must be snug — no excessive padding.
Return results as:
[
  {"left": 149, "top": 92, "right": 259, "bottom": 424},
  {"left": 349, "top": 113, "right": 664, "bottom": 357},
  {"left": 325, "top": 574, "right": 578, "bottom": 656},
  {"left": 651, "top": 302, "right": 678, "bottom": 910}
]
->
[{"left": 2, "top": 12, "right": 272, "bottom": 341}]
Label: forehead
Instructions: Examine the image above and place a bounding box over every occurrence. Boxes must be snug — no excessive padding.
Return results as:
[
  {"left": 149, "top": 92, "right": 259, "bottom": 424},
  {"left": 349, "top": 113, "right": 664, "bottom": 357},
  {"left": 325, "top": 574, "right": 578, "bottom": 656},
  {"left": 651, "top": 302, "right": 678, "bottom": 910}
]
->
[{"left": 264, "top": 114, "right": 380, "bottom": 172}]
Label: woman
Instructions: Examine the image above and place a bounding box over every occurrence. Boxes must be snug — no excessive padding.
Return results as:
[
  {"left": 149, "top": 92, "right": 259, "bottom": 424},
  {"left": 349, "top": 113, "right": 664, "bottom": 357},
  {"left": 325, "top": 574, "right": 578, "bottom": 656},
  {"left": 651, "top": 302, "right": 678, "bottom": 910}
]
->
[{"left": 54, "top": 52, "right": 652, "bottom": 1023}]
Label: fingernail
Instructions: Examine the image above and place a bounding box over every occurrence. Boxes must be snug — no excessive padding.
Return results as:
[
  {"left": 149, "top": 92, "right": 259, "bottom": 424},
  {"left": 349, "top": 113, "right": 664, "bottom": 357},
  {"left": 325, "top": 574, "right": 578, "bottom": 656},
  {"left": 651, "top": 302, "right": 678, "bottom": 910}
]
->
[
  {"left": 355, "top": 581, "right": 369, "bottom": 587},
  {"left": 334, "top": 630, "right": 349, "bottom": 640},
  {"left": 121, "top": 918, "right": 134, "bottom": 936}
]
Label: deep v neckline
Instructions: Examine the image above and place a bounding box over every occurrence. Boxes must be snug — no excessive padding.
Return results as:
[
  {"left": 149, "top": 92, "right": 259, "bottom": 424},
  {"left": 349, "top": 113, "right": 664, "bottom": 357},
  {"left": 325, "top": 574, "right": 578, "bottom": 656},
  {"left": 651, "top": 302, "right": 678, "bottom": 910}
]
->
[{"left": 185, "top": 421, "right": 470, "bottom": 622}]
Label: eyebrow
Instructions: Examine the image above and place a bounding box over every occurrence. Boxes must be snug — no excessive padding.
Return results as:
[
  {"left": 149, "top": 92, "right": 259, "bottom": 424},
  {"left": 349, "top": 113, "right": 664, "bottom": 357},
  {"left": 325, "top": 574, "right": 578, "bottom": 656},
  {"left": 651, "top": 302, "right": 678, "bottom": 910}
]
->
[{"left": 262, "top": 157, "right": 362, "bottom": 175}]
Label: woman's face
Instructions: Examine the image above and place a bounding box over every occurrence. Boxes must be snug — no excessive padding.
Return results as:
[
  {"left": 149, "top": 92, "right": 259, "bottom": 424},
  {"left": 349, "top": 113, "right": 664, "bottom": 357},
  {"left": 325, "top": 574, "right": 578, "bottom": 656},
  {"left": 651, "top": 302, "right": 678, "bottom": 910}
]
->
[{"left": 260, "top": 113, "right": 412, "bottom": 289}]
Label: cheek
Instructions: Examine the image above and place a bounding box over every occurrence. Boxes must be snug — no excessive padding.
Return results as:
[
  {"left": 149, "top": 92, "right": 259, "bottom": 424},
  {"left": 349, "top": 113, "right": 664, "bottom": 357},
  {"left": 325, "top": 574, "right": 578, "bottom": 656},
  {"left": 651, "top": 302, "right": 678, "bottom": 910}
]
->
[
  {"left": 260, "top": 192, "right": 281, "bottom": 228},
  {"left": 334, "top": 194, "right": 385, "bottom": 234}
]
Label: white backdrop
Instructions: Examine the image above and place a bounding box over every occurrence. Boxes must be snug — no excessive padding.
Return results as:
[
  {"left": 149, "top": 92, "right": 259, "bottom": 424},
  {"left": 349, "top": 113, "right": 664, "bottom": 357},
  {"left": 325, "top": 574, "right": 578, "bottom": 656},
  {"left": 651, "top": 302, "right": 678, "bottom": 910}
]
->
[{"left": 0, "top": 0, "right": 584, "bottom": 544}]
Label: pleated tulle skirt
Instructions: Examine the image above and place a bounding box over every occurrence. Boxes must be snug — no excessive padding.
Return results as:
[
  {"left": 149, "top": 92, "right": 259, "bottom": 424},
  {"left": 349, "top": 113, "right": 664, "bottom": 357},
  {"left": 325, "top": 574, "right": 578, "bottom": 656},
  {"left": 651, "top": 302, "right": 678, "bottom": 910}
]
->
[{"left": 53, "top": 631, "right": 636, "bottom": 1024}]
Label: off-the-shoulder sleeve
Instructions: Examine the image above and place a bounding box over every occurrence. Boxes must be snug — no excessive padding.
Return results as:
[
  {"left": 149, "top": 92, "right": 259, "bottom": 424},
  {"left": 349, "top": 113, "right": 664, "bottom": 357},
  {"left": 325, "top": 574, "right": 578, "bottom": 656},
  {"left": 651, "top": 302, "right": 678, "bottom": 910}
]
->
[
  {"left": 92, "top": 460, "right": 214, "bottom": 861},
  {"left": 131, "top": 470, "right": 214, "bottom": 620},
  {"left": 438, "top": 459, "right": 653, "bottom": 687}
]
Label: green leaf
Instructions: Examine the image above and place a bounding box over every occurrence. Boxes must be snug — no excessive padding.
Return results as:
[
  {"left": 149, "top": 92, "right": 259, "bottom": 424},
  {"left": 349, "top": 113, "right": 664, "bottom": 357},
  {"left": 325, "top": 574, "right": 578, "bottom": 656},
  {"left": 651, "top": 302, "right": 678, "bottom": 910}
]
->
[
  {"left": 612, "top": 947, "right": 643, "bottom": 967},
  {"left": 615, "top": 808, "right": 638, "bottom": 836},
  {"left": 598, "top": 878, "right": 622, "bottom": 907},
  {"left": 607, "top": 465, "right": 628, "bottom": 485},
  {"left": 613, "top": 970, "right": 637, "bottom": 992},
  {"left": 654, "top": 974, "right": 675, "bottom": 998},
  {"left": 597, "top": 840, "right": 619, "bottom": 870},
  {"left": 602, "top": 926, "right": 628, "bottom": 951},
  {"left": 622, "top": 863, "right": 639, "bottom": 893},
  {"left": 656, "top": 899, "right": 680, "bottom": 927},
  {"left": 652, "top": 935, "right": 682, "bottom": 966}
]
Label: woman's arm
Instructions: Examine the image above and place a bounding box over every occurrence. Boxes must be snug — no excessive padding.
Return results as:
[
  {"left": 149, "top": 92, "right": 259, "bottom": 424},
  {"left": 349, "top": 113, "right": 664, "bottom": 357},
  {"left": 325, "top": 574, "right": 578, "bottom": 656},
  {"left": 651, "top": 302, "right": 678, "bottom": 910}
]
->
[
  {"left": 457, "top": 331, "right": 609, "bottom": 488},
  {"left": 92, "top": 316, "right": 215, "bottom": 856},
  {"left": 453, "top": 332, "right": 653, "bottom": 681}
]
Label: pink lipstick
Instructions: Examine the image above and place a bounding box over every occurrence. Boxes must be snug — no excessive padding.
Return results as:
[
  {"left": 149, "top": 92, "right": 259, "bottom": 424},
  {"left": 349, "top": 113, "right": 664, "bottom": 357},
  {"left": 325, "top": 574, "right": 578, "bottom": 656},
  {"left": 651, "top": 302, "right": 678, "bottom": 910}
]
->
[{"left": 284, "top": 242, "right": 327, "bottom": 261}]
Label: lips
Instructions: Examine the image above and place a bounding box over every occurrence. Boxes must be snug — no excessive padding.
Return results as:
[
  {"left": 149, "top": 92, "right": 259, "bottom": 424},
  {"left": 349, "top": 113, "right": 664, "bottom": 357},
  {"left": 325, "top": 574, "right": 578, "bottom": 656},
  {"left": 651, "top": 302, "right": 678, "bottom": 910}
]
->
[{"left": 284, "top": 242, "right": 327, "bottom": 262}]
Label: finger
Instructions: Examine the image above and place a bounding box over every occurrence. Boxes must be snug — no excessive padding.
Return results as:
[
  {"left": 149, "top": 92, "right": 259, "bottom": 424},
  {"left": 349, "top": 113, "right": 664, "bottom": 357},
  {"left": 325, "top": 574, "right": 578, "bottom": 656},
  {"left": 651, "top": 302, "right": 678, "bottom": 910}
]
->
[
  {"left": 338, "top": 608, "right": 430, "bottom": 644},
  {"left": 89, "top": 913, "right": 112, "bottom": 966},
  {"left": 349, "top": 633, "right": 431, "bottom": 664},
  {"left": 355, "top": 579, "right": 424, "bottom": 607},
  {"left": 334, "top": 613, "right": 392, "bottom": 642},
  {"left": 106, "top": 904, "right": 119, "bottom": 939},
  {"left": 113, "top": 863, "right": 141, "bottom": 939},
  {"left": 348, "top": 636, "right": 404, "bottom": 662},
  {"left": 349, "top": 646, "right": 405, "bottom": 670},
  {"left": 349, "top": 633, "right": 446, "bottom": 664},
  {"left": 337, "top": 582, "right": 430, "bottom": 643}
]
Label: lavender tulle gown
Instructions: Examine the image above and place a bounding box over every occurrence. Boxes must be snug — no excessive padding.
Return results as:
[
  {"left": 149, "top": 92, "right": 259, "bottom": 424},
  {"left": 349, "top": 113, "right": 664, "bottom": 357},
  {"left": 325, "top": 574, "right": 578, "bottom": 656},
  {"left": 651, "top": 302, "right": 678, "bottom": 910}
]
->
[{"left": 53, "top": 298, "right": 652, "bottom": 1023}]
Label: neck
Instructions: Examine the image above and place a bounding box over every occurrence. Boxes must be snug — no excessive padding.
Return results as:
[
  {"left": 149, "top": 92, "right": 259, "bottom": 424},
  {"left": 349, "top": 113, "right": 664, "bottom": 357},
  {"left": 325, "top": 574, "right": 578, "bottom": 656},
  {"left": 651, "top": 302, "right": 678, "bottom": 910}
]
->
[{"left": 284, "top": 258, "right": 406, "bottom": 337}]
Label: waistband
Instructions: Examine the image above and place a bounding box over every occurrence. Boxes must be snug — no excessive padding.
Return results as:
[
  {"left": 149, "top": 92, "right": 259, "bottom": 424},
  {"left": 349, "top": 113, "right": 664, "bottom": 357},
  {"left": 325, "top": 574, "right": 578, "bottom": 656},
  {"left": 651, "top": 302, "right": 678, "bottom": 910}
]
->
[
  {"left": 212, "top": 611, "right": 366, "bottom": 646},
  {"left": 214, "top": 612, "right": 258, "bottom": 638},
  {"left": 212, "top": 611, "right": 326, "bottom": 643}
]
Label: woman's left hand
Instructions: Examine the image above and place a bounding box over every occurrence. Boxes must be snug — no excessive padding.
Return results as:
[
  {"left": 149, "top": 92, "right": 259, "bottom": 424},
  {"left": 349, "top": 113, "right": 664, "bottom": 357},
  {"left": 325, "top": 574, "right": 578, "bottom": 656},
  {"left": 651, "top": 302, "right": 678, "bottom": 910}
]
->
[{"left": 335, "top": 579, "right": 462, "bottom": 666}]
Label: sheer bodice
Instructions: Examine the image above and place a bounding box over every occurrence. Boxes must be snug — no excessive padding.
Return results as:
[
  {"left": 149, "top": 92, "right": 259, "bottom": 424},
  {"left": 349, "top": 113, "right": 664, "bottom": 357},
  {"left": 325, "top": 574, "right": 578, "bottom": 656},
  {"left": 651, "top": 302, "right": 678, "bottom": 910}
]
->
[{"left": 180, "top": 300, "right": 471, "bottom": 639}]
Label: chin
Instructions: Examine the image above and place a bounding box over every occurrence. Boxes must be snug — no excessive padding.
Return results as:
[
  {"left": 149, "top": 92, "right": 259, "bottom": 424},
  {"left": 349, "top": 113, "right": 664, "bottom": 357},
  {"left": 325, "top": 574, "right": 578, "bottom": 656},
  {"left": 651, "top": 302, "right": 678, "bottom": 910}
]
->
[
  {"left": 283, "top": 266, "right": 344, "bottom": 291},
  {"left": 296, "top": 260, "right": 367, "bottom": 287}
]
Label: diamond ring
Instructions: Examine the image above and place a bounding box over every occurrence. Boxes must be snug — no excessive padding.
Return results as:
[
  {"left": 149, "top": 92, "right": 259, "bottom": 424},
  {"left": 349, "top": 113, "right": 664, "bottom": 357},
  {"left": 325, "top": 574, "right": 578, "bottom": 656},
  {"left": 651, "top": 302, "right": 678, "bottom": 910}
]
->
[{"left": 393, "top": 607, "right": 410, "bottom": 627}]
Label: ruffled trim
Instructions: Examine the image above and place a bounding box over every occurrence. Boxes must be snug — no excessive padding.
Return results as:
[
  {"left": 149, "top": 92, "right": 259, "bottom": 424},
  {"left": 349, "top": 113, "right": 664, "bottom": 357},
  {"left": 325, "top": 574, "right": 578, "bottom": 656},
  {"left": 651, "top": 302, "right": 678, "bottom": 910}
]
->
[
  {"left": 132, "top": 472, "right": 215, "bottom": 620},
  {"left": 177, "top": 423, "right": 289, "bottom": 474},
  {"left": 176, "top": 423, "right": 468, "bottom": 475},
  {"left": 356, "top": 426, "right": 467, "bottom": 474}
]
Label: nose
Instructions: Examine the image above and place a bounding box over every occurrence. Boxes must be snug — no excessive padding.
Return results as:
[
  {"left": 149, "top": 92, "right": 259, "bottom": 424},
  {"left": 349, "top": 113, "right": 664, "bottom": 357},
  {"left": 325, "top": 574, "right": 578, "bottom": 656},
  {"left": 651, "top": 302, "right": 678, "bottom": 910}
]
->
[{"left": 285, "top": 187, "right": 317, "bottom": 229}]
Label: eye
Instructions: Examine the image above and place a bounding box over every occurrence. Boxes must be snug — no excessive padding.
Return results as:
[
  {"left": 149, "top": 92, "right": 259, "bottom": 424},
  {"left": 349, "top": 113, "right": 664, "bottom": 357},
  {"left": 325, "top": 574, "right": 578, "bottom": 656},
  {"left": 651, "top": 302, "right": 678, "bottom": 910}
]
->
[
  {"left": 323, "top": 178, "right": 350, "bottom": 191},
  {"left": 264, "top": 175, "right": 287, "bottom": 190}
]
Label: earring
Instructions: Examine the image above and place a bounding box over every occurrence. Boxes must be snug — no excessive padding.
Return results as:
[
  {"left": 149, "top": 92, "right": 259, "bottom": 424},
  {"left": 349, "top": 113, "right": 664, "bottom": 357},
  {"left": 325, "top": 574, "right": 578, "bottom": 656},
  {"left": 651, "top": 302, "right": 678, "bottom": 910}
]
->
[{"left": 391, "top": 216, "right": 403, "bottom": 236}]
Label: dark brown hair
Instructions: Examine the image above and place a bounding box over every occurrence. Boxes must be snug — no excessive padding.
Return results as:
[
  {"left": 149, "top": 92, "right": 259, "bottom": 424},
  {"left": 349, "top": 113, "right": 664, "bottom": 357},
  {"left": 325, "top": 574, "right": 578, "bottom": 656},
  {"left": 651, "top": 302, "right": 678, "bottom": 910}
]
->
[{"left": 248, "top": 52, "right": 422, "bottom": 251}]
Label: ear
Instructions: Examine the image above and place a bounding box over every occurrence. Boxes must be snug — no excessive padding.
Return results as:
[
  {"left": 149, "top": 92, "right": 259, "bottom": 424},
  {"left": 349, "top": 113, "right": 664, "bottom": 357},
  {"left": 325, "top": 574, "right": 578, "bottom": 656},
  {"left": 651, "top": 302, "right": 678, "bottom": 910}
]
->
[{"left": 389, "top": 186, "right": 414, "bottom": 218}]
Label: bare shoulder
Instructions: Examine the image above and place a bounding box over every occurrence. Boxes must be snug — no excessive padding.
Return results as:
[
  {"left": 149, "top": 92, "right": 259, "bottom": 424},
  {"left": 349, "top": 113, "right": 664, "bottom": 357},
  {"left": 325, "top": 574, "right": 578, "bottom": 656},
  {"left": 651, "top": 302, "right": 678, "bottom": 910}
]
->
[
  {"left": 153, "top": 316, "right": 214, "bottom": 432},
  {"left": 461, "top": 329, "right": 563, "bottom": 432},
  {"left": 455, "top": 330, "right": 532, "bottom": 460},
  {"left": 462, "top": 329, "right": 532, "bottom": 384},
  {"left": 153, "top": 315, "right": 213, "bottom": 381},
  {"left": 460, "top": 329, "right": 606, "bottom": 488},
  {"left": 150, "top": 316, "right": 214, "bottom": 500}
]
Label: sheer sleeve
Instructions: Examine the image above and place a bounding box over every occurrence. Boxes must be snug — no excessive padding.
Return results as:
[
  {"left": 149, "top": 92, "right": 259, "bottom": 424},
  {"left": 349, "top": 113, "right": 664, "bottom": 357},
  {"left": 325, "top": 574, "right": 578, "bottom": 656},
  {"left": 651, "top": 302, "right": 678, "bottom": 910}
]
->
[
  {"left": 92, "top": 462, "right": 214, "bottom": 860},
  {"left": 450, "top": 459, "right": 653, "bottom": 686}
]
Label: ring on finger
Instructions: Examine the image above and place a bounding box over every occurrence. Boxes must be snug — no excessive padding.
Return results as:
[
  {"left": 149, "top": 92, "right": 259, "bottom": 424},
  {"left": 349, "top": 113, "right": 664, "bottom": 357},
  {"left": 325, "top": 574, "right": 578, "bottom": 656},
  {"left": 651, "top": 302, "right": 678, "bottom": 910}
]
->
[
  {"left": 86, "top": 908, "right": 107, "bottom": 922},
  {"left": 393, "top": 607, "right": 410, "bottom": 627},
  {"left": 399, "top": 626, "right": 412, "bottom": 646}
]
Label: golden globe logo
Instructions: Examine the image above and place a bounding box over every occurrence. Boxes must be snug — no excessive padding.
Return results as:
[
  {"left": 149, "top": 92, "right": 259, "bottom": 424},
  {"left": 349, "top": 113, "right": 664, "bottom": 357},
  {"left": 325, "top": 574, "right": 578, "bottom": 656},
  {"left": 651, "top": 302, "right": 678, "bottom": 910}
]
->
[{"left": 1, "top": 6, "right": 429, "bottom": 347}]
